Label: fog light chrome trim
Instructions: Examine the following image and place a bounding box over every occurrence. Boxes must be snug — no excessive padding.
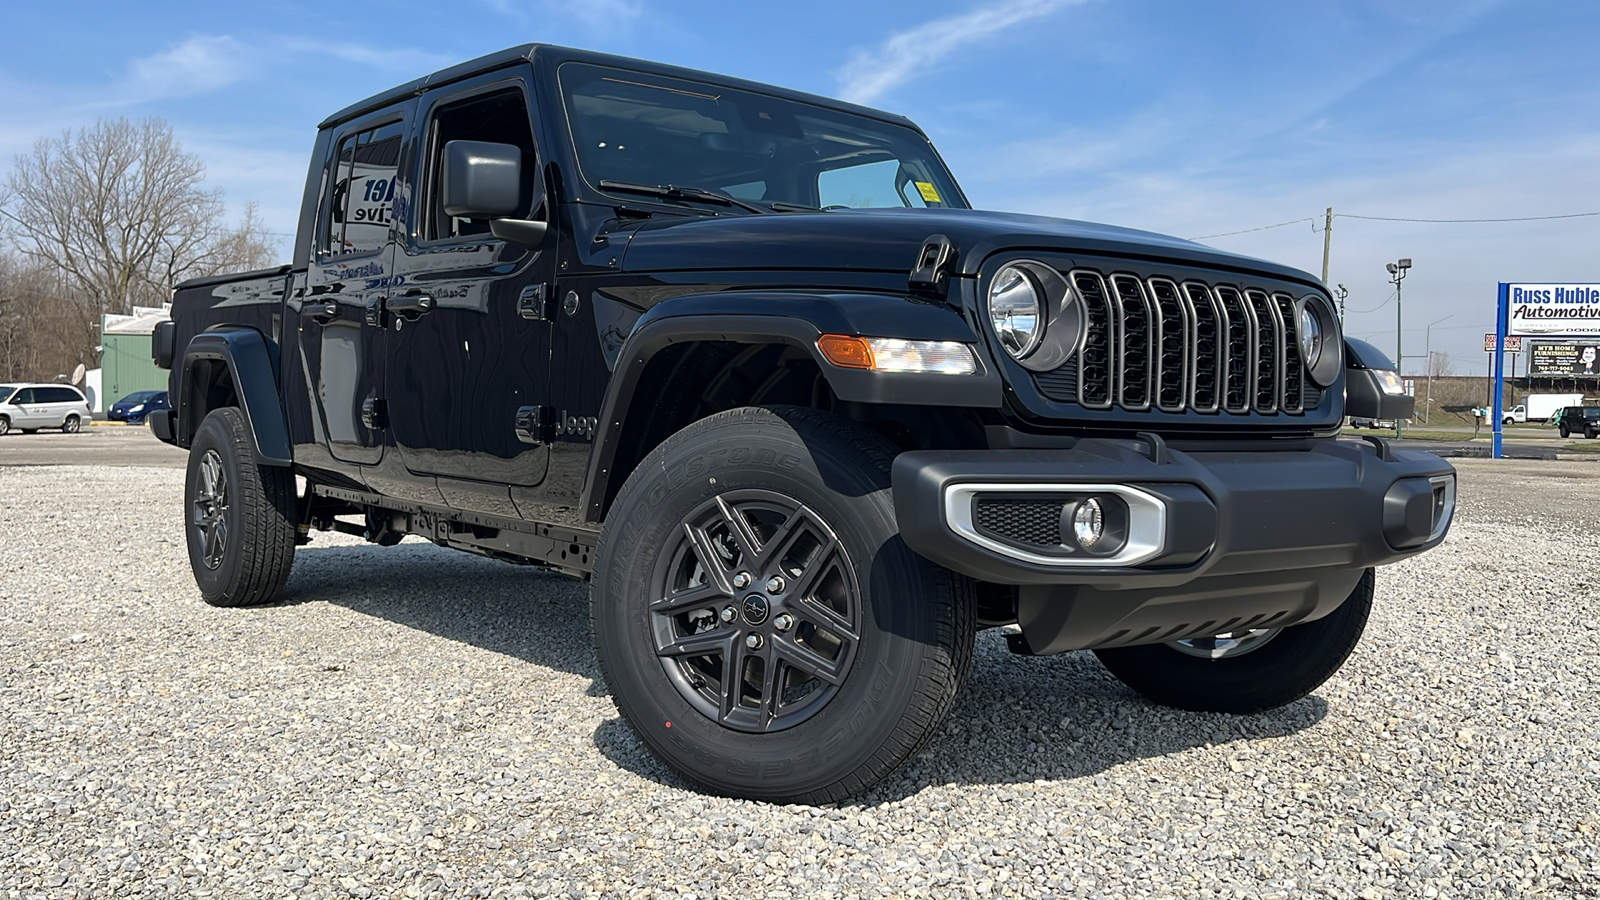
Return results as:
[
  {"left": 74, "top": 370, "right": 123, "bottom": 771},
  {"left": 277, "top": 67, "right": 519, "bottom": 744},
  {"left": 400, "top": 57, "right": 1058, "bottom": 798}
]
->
[
  {"left": 944, "top": 483, "right": 1167, "bottom": 567},
  {"left": 1428, "top": 474, "right": 1456, "bottom": 542}
]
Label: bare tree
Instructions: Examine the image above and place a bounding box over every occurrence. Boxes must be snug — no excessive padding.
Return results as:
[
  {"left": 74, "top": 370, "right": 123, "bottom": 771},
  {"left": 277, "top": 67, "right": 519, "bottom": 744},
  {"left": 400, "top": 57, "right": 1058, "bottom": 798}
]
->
[
  {"left": 0, "top": 117, "right": 278, "bottom": 317},
  {"left": 1428, "top": 351, "right": 1456, "bottom": 378},
  {"left": 0, "top": 253, "right": 96, "bottom": 383}
]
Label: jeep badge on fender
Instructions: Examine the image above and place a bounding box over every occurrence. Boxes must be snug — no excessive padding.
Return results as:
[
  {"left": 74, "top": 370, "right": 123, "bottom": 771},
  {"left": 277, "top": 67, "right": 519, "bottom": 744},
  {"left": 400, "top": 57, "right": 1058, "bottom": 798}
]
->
[{"left": 151, "top": 44, "right": 1454, "bottom": 803}]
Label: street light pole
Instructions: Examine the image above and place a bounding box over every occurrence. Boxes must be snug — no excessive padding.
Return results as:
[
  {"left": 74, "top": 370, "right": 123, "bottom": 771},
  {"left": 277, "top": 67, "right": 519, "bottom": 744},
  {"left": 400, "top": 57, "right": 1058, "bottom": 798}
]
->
[
  {"left": 1335, "top": 283, "right": 1348, "bottom": 323},
  {"left": 1386, "top": 258, "right": 1413, "bottom": 437}
]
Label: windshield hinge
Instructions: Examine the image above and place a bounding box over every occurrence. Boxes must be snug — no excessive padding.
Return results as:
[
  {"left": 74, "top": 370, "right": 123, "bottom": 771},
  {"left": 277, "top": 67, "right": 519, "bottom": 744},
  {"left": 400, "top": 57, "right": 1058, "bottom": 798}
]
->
[{"left": 909, "top": 234, "right": 957, "bottom": 297}]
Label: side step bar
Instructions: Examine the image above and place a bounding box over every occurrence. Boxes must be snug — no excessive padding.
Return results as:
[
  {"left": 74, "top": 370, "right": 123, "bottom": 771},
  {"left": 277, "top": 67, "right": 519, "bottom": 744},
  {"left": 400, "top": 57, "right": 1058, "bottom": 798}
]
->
[{"left": 311, "top": 484, "right": 600, "bottom": 578}]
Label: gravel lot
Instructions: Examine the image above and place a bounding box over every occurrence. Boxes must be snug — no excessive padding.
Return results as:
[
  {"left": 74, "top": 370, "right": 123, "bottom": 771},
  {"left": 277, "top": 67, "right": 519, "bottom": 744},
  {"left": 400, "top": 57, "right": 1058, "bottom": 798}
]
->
[{"left": 1, "top": 457, "right": 1597, "bottom": 898}]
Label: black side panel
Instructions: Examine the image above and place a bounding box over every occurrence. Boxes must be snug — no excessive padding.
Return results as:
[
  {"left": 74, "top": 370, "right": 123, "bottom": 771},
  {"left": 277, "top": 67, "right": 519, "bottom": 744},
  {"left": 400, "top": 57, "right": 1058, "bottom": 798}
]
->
[{"left": 179, "top": 327, "right": 292, "bottom": 465}]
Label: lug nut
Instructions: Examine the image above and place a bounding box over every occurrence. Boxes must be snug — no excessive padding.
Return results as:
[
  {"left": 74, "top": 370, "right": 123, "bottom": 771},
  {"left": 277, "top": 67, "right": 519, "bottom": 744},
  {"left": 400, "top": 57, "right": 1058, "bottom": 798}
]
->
[
  {"left": 745, "top": 633, "right": 764, "bottom": 650},
  {"left": 765, "top": 575, "right": 786, "bottom": 594},
  {"left": 773, "top": 613, "right": 794, "bottom": 632},
  {"left": 719, "top": 606, "right": 737, "bottom": 623},
  {"left": 732, "top": 571, "right": 752, "bottom": 589}
]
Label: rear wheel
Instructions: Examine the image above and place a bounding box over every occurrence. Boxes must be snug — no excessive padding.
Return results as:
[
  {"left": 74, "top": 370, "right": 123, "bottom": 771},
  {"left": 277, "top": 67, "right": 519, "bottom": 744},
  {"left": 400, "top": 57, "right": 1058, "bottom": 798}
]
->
[
  {"left": 185, "top": 407, "right": 297, "bottom": 607},
  {"left": 1560, "top": 425, "right": 1571, "bottom": 438},
  {"left": 592, "top": 406, "right": 974, "bottom": 803},
  {"left": 1094, "top": 569, "right": 1375, "bottom": 714},
  {"left": 62, "top": 415, "right": 81, "bottom": 434}
]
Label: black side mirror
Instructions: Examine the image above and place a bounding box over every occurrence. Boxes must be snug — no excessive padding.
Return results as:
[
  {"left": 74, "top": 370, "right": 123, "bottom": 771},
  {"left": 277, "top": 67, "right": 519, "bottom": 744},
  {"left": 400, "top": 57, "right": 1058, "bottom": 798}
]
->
[
  {"left": 441, "top": 140, "right": 548, "bottom": 248},
  {"left": 442, "top": 140, "right": 523, "bottom": 218}
]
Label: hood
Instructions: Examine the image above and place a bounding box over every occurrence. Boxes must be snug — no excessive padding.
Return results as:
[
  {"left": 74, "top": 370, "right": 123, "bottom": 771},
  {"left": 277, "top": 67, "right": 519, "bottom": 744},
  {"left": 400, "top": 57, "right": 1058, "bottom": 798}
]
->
[{"left": 615, "top": 207, "right": 1323, "bottom": 287}]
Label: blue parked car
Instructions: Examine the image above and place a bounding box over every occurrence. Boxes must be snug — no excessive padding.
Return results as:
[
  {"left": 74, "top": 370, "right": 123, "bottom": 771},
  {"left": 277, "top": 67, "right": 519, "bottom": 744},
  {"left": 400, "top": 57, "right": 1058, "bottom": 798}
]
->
[{"left": 108, "top": 390, "right": 169, "bottom": 425}]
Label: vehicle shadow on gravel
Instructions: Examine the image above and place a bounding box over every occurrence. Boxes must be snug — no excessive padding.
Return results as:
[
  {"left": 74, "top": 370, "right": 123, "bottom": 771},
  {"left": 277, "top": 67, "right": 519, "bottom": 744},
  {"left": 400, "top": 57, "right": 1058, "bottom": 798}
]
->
[
  {"left": 277, "top": 542, "right": 608, "bottom": 692},
  {"left": 592, "top": 636, "right": 1330, "bottom": 803}
]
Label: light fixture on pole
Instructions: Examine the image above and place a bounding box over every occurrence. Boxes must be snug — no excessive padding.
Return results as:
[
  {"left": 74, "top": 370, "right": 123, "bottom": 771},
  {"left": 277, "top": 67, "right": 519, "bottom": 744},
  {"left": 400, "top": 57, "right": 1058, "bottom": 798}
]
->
[
  {"left": 1335, "top": 284, "right": 1348, "bottom": 322},
  {"left": 1385, "top": 258, "right": 1412, "bottom": 437}
]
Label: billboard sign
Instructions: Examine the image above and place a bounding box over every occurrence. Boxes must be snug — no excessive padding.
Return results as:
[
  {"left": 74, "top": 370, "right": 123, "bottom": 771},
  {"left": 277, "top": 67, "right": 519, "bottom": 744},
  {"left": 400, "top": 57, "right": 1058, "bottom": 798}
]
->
[
  {"left": 1507, "top": 283, "right": 1600, "bottom": 336},
  {"left": 1529, "top": 341, "right": 1600, "bottom": 376},
  {"left": 1484, "top": 334, "right": 1523, "bottom": 352}
]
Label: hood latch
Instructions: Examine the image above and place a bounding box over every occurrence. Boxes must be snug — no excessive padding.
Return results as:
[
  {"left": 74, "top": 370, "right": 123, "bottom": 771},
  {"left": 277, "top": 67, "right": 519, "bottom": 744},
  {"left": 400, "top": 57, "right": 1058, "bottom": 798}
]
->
[{"left": 908, "top": 234, "right": 957, "bottom": 297}]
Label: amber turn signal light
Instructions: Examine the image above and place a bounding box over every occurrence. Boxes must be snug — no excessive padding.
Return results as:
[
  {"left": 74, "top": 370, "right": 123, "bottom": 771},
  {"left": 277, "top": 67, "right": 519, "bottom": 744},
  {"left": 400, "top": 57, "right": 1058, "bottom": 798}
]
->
[{"left": 817, "top": 334, "right": 875, "bottom": 369}]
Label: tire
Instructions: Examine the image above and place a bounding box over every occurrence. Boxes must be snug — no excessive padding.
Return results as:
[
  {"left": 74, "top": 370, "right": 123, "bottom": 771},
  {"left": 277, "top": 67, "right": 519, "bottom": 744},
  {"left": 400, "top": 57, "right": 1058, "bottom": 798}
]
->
[
  {"left": 0, "top": 415, "right": 9, "bottom": 436},
  {"left": 62, "top": 415, "right": 81, "bottom": 434},
  {"left": 185, "top": 407, "right": 298, "bottom": 607},
  {"left": 591, "top": 405, "right": 975, "bottom": 803},
  {"left": 1093, "top": 568, "right": 1375, "bottom": 714},
  {"left": 1560, "top": 425, "right": 1571, "bottom": 438},
  {"left": 1588, "top": 427, "right": 1598, "bottom": 441}
]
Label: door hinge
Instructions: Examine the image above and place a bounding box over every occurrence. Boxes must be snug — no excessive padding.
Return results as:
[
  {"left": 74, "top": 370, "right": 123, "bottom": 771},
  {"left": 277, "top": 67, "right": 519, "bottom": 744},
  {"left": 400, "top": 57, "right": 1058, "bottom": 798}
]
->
[
  {"left": 361, "top": 397, "right": 389, "bottom": 430},
  {"left": 518, "top": 284, "right": 550, "bottom": 320},
  {"left": 514, "top": 405, "right": 553, "bottom": 445}
]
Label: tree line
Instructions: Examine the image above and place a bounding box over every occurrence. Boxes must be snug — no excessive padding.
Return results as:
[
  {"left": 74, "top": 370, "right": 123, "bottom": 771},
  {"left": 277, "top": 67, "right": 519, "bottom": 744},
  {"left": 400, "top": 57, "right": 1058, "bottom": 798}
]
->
[{"left": 0, "top": 117, "right": 279, "bottom": 383}]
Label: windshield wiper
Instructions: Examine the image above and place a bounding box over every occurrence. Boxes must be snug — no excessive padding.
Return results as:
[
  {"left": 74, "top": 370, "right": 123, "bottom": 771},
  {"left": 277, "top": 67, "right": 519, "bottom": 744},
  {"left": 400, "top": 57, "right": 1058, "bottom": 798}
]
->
[{"left": 597, "top": 180, "right": 770, "bottom": 215}]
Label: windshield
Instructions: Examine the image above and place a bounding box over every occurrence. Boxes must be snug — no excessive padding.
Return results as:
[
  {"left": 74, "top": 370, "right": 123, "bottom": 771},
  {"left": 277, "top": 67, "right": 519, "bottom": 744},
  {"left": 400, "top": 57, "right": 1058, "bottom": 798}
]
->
[
  {"left": 0, "top": 385, "right": 14, "bottom": 403},
  {"left": 120, "top": 390, "right": 161, "bottom": 404},
  {"left": 559, "top": 63, "right": 966, "bottom": 212}
]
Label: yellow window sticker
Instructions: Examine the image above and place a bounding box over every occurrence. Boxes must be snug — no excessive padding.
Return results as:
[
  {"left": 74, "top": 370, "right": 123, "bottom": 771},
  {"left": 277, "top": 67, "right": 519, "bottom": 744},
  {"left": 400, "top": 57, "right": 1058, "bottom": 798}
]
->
[{"left": 914, "top": 181, "right": 942, "bottom": 203}]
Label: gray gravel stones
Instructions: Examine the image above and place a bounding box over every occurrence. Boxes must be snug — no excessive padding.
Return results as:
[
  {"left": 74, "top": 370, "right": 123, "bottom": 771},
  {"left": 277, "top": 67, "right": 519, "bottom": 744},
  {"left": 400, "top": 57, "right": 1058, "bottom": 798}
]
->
[{"left": 1, "top": 458, "right": 1597, "bottom": 898}]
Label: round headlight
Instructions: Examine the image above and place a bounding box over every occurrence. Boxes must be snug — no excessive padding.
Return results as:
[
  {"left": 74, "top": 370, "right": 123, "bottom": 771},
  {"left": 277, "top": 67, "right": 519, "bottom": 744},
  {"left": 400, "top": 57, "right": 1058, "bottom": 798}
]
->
[
  {"left": 1297, "top": 295, "right": 1342, "bottom": 387},
  {"left": 1298, "top": 305, "right": 1323, "bottom": 370},
  {"left": 988, "top": 265, "right": 1043, "bottom": 359}
]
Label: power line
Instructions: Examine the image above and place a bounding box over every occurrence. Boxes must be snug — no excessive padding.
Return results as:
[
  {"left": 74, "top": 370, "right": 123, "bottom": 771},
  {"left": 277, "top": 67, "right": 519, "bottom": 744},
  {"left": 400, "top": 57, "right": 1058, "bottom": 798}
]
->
[
  {"left": 1188, "top": 218, "right": 1315, "bottom": 241},
  {"left": 1190, "top": 209, "right": 1600, "bottom": 241},
  {"left": 1338, "top": 211, "right": 1600, "bottom": 224}
]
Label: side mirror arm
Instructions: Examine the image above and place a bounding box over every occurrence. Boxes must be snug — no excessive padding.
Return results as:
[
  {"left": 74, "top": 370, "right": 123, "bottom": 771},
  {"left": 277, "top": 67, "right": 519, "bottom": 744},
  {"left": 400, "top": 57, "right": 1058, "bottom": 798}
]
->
[{"left": 489, "top": 218, "right": 548, "bottom": 249}]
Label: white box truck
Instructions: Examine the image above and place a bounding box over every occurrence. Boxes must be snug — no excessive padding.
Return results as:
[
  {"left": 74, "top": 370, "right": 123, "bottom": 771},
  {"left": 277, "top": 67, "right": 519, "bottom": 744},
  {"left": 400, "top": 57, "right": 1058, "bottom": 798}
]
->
[{"left": 1504, "top": 393, "right": 1583, "bottom": 424}]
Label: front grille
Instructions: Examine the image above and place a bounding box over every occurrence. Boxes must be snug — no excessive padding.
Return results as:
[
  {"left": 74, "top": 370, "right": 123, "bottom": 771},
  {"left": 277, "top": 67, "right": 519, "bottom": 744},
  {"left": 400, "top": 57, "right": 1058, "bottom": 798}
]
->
[
  {"left": 974, "top": 499, "right": 1063, "bottom": 546},
  {"left": 1037, "top": 270, "right": 1319, "bottom": 416}
]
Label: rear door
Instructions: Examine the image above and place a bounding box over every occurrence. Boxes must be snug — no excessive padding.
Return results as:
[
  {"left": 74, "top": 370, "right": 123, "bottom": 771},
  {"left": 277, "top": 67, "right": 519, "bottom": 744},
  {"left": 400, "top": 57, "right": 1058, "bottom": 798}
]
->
[
  {"left": 385, "top": 71, "right": 554, "bottom": 516},
  {"left": 293, "top": 107, "right": 412, "bottom": 468}
]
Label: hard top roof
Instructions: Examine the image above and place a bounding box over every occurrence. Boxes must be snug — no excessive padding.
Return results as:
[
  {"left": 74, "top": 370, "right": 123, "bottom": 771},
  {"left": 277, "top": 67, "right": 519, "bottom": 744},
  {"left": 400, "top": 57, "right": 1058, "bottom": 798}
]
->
[{"left": 318, "top": 44, "right": 920, "bottom": 135}]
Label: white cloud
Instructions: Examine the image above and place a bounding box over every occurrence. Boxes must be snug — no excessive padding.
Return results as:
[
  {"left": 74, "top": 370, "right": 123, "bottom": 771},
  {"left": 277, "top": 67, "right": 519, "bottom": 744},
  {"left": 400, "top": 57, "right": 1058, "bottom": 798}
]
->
[
  {"left": 281, "top": 39, "right": 454, "bottom": 75},
  {"left": 126, "top": 35, "right": 254, "bottom": 101},
  {"left": 836, "top": 0, "right": 1086, "bottom": 106}
]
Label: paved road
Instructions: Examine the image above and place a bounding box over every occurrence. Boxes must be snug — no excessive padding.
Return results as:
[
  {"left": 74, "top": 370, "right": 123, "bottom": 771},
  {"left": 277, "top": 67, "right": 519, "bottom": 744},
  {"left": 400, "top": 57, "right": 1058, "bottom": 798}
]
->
[{"left": 0, "top": 422, "right": 187, "bottom": 468}]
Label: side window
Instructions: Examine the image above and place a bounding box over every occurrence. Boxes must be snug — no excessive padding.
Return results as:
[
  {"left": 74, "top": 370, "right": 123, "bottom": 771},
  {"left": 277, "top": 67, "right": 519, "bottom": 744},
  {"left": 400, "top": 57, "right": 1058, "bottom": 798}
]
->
[
  {"left": 323, "top": 120, "right": 404, "bottom": 256},
  {"left": 817, "top": 159, "right": 931, "bottom": 209},
  {"left": 13, "top": 388, "right": 35, "bottom": 404},
  {"left": 423, "top": 87, "right": 537, "bottom": 242},
  {"left": 44, "top": 387, "right": 76, "bottom": 403}
]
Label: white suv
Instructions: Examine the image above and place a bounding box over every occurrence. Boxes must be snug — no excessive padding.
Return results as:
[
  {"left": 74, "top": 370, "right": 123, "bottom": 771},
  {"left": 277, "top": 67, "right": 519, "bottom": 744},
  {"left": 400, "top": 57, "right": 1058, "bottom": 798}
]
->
[{"left": 0, "top": 383, "right": 92, "bottom": 435}]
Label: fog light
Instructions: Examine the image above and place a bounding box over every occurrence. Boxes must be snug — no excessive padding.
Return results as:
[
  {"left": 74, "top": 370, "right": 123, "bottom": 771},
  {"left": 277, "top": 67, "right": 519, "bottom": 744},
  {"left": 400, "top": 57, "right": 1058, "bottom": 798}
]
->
[{"left": 1071, "top": 498, "right": 1105, "bottom": 549}]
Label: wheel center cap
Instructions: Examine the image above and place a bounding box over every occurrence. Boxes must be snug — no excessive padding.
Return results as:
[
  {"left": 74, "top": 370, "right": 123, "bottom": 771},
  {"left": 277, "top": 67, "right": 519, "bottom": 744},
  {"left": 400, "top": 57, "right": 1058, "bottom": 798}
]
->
[{"left": 741, "top": 594, "right": 770, "bottom": 626}]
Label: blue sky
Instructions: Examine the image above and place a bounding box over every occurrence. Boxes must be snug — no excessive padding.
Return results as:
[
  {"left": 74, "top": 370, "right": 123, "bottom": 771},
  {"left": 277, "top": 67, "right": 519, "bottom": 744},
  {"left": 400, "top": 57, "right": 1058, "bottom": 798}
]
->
[{"left": 2, "top": 0, "right": 1596, "bottom": 373}]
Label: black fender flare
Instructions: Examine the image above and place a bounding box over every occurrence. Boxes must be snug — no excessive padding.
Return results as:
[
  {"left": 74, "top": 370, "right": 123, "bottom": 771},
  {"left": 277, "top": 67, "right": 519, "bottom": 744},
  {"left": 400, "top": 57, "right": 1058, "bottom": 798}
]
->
[
  {"left": 579, "top": 290, "right": 1004, "bottom": 521},
  {"left": 178, "top": 325, "right": 293, "bottom": 466}
]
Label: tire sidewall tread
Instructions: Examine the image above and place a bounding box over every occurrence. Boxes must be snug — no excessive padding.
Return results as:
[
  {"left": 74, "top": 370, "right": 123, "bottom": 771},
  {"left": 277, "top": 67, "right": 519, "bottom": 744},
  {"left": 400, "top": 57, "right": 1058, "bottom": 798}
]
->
[{"left": 591, "top": 405, "right": 973, "bottom": 803}]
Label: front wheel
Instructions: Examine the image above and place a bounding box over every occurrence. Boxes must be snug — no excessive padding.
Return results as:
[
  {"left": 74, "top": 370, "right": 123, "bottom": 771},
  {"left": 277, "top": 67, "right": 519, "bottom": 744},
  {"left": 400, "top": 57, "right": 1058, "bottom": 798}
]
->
[
  {"left": 0, "top": 415, "right": 9, "bottom": 436},
  {"left": 1094, "top": 569, "right": 1375, "bottom": 714},
  {"left": 591, "top": 406, "right": 974, "bottom": 803},
  {"left": 185, "top": 407, "right": 298, "bottom": 607},
  {"left": 62, "top": 415, "right": 81, "bottom": 434}
]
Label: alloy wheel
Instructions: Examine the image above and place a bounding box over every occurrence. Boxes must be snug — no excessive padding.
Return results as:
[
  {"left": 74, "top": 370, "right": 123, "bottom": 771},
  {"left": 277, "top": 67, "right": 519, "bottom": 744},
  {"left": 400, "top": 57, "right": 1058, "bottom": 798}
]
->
[{"left": 191, "top": 449, "right": 230, "bottom": 570}]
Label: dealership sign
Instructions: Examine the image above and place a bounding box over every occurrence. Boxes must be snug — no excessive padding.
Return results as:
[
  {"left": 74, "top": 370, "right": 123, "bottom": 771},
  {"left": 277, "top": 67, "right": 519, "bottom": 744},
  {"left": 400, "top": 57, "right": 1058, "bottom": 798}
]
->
[
  {"left": 1507, "top": 283, "right": 1600, "bottom": 335},
  {"left": 1529, "top": 341, "right": 1600, "bottom": 376}
]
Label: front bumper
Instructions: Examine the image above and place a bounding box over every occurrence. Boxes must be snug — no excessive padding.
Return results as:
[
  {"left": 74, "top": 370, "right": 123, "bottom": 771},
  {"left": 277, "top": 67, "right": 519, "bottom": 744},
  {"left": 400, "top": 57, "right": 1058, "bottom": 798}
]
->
[{"left": 892, "top": 437, "right": 1455, "bottom": 653}]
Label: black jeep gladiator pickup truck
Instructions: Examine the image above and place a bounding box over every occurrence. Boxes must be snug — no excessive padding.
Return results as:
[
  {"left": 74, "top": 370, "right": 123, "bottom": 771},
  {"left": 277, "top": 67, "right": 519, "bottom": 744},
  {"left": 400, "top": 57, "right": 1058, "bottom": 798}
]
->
[{"left": 153, "top": 44, "right": 1453, "bottom": 803}]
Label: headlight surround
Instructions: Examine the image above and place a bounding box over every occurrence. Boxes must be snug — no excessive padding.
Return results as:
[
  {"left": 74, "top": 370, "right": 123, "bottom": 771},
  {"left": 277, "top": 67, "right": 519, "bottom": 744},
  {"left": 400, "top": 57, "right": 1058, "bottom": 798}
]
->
[
  {"left": 988, "top": 265, "right": 1043, "bottom": 359},
  {"left": 1296, "top": 293, "right": 1342, "bottom": 386},
  {"left": 985, "top": 260, "right": 1084, "bottom": 372}
]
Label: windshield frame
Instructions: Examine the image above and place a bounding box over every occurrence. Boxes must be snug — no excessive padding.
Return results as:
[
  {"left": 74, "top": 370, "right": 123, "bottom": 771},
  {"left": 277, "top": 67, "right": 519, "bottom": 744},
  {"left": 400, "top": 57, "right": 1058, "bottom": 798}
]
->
[{"left": 554, "top": 61, "right": 970, "bottom": 215}]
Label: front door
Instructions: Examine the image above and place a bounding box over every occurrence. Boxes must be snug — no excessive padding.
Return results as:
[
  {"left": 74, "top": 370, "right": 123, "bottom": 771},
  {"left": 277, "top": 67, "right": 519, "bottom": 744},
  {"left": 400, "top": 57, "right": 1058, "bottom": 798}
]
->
[
  {"left": 294, "top": 108, "right": 411, "bottom": 468},
  {"left": 386, "top": 73, "right": 554, "bottom": 513}
]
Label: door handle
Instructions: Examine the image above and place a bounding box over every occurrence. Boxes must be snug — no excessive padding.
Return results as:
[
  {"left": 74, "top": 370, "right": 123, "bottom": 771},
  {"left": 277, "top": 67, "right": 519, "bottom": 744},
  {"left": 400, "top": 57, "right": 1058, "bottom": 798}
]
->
[
  {"left": 301, "top": 300, "right": 339, "bottom": 321},
  {"left": 388, "top": 292, "right": 435, "bottom": 320}
]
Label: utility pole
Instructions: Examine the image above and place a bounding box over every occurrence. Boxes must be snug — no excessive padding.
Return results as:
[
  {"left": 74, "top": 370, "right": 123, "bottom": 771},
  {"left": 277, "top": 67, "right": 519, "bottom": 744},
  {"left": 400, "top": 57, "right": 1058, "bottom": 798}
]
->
[
  {"left": 1320, "top": 207, "right": 1333, "bottom": 285},
  {"left": 1423, "top": 314, "right": 1454, "bottom": 425},
  {"left": 1386, "top": 258, "right": 1413, "bottom": 437}
]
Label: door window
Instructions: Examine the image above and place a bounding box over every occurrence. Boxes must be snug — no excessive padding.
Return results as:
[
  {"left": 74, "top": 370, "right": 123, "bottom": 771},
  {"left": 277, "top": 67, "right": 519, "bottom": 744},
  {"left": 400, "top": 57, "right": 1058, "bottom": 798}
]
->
[
  {"left": 422, "top": 87, "right": 538, "bottom": 242},
  {"left": 12, "top": 388, "right": 35, "bottom": 404},
  {"left": 323, "top": 120, "right": 404, "bottom": 257}
]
